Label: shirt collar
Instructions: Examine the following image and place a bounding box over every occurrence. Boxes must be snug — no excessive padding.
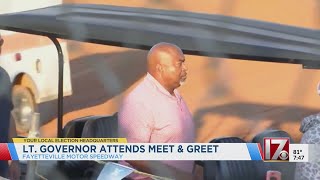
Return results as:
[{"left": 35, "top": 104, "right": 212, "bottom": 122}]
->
[{"left": 145, "top": 73, "right": 181, "bottom": 100}]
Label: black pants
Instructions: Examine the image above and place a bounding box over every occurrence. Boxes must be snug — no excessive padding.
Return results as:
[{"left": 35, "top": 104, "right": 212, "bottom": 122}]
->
[
  {"left": 0, "top": 67, "right": 13, "bottom": 178},
  {"left": 0, "top": 161, "right": 8, "bottom": 178}
]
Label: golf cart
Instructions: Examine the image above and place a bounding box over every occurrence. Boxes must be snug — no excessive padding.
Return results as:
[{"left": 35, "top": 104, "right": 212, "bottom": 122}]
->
[{"left": 0, "top": 3, "right": 319, "bottom": 180}]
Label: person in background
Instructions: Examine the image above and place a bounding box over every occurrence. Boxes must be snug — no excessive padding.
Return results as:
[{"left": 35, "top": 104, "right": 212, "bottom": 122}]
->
[
  {"left": 294, "top": 83, "right": 320, "bottom": 180},
  {"left": 118, "top": 42, "right": 197, "bottom": 180},
  {"left": 0, "top": 33, "right": 21, "bottom": 180}
]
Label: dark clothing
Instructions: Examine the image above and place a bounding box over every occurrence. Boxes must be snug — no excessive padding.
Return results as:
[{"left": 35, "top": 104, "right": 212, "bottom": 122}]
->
[
  {"left": 0, "top": 66, "right": 13, "bottom": 177},
  {"left": 0, "top": 66, "right": 13, "bottom": 142},
  {"left": 295, "top": 113, "right": 320, "bottom": 180}
]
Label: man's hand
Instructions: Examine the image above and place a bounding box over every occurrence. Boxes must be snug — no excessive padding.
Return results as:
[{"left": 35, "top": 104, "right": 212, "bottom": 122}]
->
[{"left": 8, "top": 161, "right": 20, "bottom": 180}]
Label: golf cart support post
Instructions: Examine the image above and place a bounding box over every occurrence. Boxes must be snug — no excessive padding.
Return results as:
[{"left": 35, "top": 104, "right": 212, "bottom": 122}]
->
[
  {"left": 50, "top": 37, "right": 64, "bottom": 138},
  {"left": 1, "top": 4, "right": 320, "bottom": 138}
]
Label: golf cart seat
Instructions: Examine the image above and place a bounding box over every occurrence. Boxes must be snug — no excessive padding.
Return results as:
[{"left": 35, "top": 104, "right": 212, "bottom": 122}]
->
[
  {"left": 252, "top": 129, "right": 294, "bottom": 143},
  {"left": 202, "top": 137, "right": 268, "bottom": 180},
  {"left": 59, "top": 114, "right": 118, "bottom": 179},
  {"left": 81, "top": 113, "right": 118, "bottom": 138},
  {"left": 64, "top": 113, "right": 118, "bottom": 179},
  {"left": 79, "top": 113, "right": 119, "bottom": 179},
  {"left": 62, "top": 115, "right": 96, "bottom": 138},
  {"left": 252, "top": 129, "right": 296, "bottom": 180}
]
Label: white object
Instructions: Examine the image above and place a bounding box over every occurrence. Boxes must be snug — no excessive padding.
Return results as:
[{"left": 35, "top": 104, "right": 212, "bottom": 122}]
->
[
  {"left": 97, "top": 162, "right": 135, "bottom": 180},
  {"left": 0, "top": 0, "right": 72, "bottom": 132}
]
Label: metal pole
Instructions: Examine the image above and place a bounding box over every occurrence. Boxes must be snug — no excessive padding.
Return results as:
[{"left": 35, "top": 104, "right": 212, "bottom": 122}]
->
[
  {"left": 48, "top": 37, "right": 64, "bottom": 138},
  {"left": 25, "top": 113, "right": 40, "bottom": 180}
]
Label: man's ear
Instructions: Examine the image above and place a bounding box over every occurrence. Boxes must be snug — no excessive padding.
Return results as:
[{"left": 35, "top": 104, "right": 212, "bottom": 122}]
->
[{"left": 156, "top": 64, "right": 162, "bottom": 73}]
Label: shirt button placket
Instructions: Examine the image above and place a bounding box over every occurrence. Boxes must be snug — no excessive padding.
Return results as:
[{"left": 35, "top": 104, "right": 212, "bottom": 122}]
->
[{"left": 177, "top": 100, "right": 182, "bottom": 112}]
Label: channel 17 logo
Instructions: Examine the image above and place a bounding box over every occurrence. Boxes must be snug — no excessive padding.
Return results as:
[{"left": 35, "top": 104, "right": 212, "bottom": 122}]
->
[{"left": 264, "top": 138, "right": 290, "bottom": 161}]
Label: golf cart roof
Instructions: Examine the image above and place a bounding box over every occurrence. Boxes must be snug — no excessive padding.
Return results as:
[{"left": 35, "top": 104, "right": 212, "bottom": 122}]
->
[{"left": 0, "top": 4, "right": 320, "bottom": 68}]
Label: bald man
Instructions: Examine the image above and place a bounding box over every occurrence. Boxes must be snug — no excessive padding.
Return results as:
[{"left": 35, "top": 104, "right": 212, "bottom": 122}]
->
[{"left": 118, "top": 42, "right": 196, "bottom": 179}]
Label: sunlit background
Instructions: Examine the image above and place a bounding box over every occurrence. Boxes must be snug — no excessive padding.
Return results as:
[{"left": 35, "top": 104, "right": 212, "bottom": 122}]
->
[{"left": 3, "top": 0, "right": 320, "bottom": 144}]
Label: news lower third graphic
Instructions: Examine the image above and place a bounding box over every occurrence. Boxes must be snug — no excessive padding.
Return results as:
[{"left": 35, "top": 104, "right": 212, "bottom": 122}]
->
[
  {"left": 0, "top": 138, "right": 311, "bottom": 162},
  {"left": 264, "top": 137, "right": 290, "bottom": 161}
]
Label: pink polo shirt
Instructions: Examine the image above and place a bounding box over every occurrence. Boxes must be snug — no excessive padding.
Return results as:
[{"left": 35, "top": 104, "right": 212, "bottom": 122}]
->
[{"left": 118, "top": 73, "right": 195, "bottom": 178}]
